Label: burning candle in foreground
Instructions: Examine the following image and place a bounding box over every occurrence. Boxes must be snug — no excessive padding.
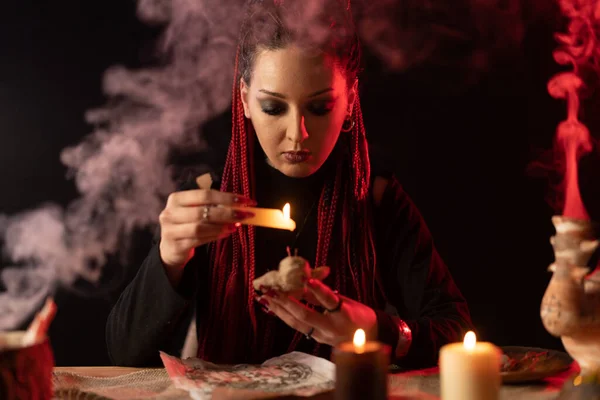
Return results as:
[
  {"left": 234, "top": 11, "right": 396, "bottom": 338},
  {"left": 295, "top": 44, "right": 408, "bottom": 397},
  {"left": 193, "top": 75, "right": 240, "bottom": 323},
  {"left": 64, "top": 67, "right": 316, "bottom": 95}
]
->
[
  {"left": 229, "top": 202, "right": 296, "bottom": 231},
  {"left": 333, "top": 329, "right": 389, "bottom": 400},
  {"left": 440, "top": 331, "right": 501, "bottom": 400}
]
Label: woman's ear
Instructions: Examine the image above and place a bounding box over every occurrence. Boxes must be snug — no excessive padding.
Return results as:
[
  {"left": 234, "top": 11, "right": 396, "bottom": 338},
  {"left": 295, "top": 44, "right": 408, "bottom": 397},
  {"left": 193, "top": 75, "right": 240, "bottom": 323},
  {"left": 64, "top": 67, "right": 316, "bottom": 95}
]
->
[
  {"left": 347, "top": 79, "right": 358, "bottom": 114},
  {"left": 240, "top": 78, "right": 251, "bottom": 118}
]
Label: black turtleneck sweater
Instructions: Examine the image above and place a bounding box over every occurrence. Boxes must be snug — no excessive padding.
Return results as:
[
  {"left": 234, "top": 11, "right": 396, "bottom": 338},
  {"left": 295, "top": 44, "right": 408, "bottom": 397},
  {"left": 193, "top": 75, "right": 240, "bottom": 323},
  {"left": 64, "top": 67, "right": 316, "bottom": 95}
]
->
[
  {"left": 106, "top": 154, "right": 473, "bottom": 369},
  {"left": 251, "top": 154, "right": 332, "bottom": 359}
]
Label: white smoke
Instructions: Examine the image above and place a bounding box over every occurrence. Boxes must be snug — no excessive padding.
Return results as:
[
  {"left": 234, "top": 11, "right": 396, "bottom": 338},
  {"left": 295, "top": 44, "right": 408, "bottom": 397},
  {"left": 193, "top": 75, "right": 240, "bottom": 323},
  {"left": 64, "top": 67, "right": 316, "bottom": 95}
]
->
[
  {"left": 0, "top": 0, "right": 244, "bottom": 330},
  {"left": 354, "top": 0, "right": 524, "bottom": 85},
  {"left": 0, "top": 0, "right": 525, "bottom": 330}
]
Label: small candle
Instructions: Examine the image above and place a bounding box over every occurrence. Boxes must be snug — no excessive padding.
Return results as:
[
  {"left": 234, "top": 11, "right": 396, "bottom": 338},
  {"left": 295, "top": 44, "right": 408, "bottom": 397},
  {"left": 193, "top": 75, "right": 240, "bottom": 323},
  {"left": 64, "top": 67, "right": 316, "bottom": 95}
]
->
[
  {"left": 440, "top": 331, "right": 501, "bottom": 400},
  {"left": 228, "top": 203, "right": 296, "bottom": 231},
  {"left": 333, "top": 329, "right": 389, "bottom": 400}
]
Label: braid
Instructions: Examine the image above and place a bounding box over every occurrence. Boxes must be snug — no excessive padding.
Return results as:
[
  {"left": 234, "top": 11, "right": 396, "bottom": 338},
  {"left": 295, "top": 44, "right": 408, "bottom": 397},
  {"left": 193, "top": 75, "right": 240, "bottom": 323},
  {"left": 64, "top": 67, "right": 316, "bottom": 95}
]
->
[
  {"left": 352, "top": 96, "right": 381, "bottom": 304},
  {"left": 236, "top": 87, "right": 258, "bottom": 337},
  {"left": 197, "top": 47, "right": 261, "bottom": 363}
]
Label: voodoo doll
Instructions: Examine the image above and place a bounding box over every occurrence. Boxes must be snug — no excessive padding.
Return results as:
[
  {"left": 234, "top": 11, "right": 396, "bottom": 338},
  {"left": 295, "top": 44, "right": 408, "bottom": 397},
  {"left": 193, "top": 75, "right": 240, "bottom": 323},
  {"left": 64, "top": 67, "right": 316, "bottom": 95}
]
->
[{"left": 253, "top": 248, "right": 330, "bottom": 298}]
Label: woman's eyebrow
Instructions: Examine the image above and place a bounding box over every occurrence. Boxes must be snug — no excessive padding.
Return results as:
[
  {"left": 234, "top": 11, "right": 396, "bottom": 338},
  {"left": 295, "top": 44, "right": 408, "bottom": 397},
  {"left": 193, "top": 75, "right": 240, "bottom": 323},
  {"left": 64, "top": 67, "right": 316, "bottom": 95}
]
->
[{"left": 258, "top": 88, "right": 333, "bottom": 99}]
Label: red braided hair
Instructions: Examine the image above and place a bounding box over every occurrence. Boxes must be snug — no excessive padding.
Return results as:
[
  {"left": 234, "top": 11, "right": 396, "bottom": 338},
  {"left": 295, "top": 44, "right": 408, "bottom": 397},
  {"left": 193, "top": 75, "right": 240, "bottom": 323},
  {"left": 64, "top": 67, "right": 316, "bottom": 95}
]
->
[{"left": 196, "top": 0, "right": 381, "bottom": 364}]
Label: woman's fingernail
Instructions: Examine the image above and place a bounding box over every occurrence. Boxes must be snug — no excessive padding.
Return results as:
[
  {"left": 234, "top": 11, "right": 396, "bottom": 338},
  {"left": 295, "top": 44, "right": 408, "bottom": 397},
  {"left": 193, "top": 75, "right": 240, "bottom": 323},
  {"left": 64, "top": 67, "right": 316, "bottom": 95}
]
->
[
  {"left": 307, "top": 279, "right": 317, "bottom": 287},
  {"left": 235, "top": 222, "right": 242, "bottom": 228},
  {"left": 261, "top": 307, "right": 274, "bottom": 316},
  {"left": 255, "top": 297, "right": 269, "bottom": 307},
  {"left": 259, "top": 298, "right": 270, "bottom": 307},
  {"left": 234, "top": 210, "right": 255, "bottom": 220}
]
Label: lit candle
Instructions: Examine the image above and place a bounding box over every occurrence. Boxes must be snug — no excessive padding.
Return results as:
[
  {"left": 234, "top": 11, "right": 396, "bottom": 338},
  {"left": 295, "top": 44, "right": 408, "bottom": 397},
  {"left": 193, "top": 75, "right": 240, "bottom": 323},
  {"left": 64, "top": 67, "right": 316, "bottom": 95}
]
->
[
  {"left": 228, "top": 203, "right": 296, "bottom": 231},
  {"left": 333, "top": 329, "right": 389, "bottom": 400},
  {"left": 440, "top": 331, "right": 501, "bottom": 400}
]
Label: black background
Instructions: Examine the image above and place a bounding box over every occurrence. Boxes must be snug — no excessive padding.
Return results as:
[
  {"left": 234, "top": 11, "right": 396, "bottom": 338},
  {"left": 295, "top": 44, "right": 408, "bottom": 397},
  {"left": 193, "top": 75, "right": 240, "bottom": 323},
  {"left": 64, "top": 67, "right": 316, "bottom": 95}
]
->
[{"left": 2, "top": 0, "right": 598, "bottom": 366}]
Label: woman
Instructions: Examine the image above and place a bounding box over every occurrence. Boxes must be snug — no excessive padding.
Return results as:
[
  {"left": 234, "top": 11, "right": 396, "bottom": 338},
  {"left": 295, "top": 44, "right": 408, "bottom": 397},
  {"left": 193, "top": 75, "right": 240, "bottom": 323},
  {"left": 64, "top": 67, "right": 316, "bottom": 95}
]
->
[{"left": 106, "top": 0, "right": 472, "bottom": 368}]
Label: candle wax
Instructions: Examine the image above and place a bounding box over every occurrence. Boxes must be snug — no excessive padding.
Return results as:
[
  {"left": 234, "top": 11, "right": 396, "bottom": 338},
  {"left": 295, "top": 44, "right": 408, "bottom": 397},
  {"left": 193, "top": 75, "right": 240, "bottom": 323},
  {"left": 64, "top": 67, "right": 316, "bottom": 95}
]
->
[
  {"left": 333, "top": 341, "right": 389, "bottom": 400},
  {"left": 440, "top": 341, "right": 501, "bottom": 400},
  {"left": 227, "top": 206, "right": 296, "bottom": 231}
]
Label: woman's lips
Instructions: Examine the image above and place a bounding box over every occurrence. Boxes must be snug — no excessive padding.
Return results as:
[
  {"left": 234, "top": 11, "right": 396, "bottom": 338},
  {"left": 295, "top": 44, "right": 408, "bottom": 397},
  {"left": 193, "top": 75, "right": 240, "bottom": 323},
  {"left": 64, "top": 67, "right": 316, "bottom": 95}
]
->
[{"left": 282, "top": 151, "right": 311, "bottom": 164}]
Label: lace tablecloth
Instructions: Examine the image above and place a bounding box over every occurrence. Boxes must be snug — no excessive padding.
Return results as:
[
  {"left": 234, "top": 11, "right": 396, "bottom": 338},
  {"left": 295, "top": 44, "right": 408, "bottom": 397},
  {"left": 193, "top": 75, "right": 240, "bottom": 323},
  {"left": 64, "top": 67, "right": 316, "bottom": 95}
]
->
[
  {"left": 52, "top": 367, "right": 188, "bottom": 400},
  {"left": 52, "top": 364, "right": 577, "bottom": 400}
]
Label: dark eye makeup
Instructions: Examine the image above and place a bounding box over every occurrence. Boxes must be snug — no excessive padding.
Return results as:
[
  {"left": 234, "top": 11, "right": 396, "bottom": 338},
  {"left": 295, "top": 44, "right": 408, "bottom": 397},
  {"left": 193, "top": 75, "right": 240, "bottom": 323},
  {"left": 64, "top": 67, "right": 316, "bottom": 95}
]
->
[
  {"left": 260, "top": 101, "right": 286, "bottom": 116},
  {"left": 258, "top": 98, "right": 336, "bottom": 117},
  {"left": 307, "top": 100, "right": 335, "bottom": 116}
]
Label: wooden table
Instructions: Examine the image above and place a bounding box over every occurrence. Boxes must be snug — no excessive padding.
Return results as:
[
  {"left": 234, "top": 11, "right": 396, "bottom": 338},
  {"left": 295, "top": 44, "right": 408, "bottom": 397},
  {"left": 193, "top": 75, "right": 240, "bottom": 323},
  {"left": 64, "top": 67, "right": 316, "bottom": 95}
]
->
[
  {"left": 53, "top": 364, "right": 578, "bottom": 399},
  {"left": 55, "top": 366, "right": 149, "bottom": 378}
]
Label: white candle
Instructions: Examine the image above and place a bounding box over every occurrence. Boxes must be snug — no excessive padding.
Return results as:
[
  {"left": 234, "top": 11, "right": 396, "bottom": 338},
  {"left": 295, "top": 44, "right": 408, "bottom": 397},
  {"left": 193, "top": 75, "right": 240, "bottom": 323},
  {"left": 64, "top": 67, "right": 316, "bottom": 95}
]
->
[
  {"left": 440, "top": 331, "right": 501, "bottom": 400},
  {"left": 228, "top": 203, "right": 296, "bottom": 231}
]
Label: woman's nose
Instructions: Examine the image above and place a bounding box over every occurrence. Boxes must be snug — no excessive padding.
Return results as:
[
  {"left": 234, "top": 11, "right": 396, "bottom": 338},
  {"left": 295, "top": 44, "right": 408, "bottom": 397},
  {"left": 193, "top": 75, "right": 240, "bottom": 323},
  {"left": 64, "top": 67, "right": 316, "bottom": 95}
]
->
[{"left": 286, "top": 114, "right": 309, "bottom": 144}]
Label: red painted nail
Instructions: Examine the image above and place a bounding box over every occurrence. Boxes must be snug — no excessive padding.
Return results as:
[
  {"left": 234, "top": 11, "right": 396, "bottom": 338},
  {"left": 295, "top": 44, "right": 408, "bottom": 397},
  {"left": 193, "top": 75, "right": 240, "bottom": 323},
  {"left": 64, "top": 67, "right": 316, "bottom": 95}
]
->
[
  {"left": 255, "top": 297, "right": 269, "bottom": 307},
  {"left": 261, "top": 307, "right": 274, "bottom": 316},
  {"left": 234, "top": 210, "right": 255, "bottom": 220}
]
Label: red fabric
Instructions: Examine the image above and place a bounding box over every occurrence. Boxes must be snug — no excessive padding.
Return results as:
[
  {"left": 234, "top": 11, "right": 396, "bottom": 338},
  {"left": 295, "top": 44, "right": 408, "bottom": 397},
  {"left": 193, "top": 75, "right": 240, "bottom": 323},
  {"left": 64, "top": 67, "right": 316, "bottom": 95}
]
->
[{"left": 0, "top": 338, "right": 54, "bottom": 400}]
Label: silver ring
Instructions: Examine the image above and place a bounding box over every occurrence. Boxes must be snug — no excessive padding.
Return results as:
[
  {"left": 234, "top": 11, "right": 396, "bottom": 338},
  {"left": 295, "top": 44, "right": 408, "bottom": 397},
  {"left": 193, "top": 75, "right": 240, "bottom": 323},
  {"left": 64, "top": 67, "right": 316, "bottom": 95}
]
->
[
  {"left": 201, "top": 206, "right": 210, "bottom": 221},
  {"left": 324, "top": 290, "right": 342, "bottom": 314},
  {"left": 325, "top": 297, "right": 343, "bottom": 314},
  {"left": 305, "top": 327, "right": 314, "bottom": 340}
]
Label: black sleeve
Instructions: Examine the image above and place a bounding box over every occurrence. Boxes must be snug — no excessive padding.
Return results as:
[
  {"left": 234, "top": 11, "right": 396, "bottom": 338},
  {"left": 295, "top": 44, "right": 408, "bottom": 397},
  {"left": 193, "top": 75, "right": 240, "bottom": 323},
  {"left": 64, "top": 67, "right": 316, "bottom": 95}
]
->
[
  {"left": 105, "top": 174, "right": 214, "bottom": 367},
  {"left": 105, "top": 245, "right": 205, "bottom": 366},
  {"left": 373, "top": 176, "right": 473, "bottom": 369}
]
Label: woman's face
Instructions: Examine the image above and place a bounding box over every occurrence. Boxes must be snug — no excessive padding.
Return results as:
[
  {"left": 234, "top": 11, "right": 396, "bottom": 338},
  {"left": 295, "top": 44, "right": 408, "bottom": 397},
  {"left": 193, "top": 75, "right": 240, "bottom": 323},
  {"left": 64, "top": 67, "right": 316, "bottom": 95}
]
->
[{"left": 241, "top": 45, "right": 355, "bottom": 178}]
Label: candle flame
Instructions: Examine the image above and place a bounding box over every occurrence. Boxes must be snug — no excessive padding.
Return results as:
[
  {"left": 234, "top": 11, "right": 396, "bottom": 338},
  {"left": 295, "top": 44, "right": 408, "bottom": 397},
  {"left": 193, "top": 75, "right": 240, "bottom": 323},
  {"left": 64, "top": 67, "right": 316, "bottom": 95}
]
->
[
  {"left": 283, "top": 203, "right": 290, "bottom": 219},
  {"left": 353, "top": 329, "right": 366, "bottom": 347},
  {"left": 463, "top": 331, "right": 476, "bottom": 350}
]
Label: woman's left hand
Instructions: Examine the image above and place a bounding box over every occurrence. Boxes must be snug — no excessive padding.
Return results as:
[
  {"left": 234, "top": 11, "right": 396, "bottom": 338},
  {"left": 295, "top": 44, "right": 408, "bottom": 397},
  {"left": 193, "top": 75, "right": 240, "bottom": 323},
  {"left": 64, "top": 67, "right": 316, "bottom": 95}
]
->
[{"left": 256, "top": 279, "right": 378, "bottom": 346}]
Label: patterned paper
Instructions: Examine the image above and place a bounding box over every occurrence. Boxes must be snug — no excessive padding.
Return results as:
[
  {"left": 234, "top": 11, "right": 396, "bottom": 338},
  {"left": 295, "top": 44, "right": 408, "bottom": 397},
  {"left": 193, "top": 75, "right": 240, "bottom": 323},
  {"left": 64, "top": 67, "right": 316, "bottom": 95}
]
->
[{"left": 159, "top": 351, "right": 335, "bottom": 400}]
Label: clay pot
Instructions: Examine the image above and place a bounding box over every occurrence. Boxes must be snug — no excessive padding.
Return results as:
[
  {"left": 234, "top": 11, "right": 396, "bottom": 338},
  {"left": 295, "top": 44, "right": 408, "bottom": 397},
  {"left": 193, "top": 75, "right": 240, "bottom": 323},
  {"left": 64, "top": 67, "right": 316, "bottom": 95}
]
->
[{"left": 0, "top": 331, "right": 54, "bottom": 400}]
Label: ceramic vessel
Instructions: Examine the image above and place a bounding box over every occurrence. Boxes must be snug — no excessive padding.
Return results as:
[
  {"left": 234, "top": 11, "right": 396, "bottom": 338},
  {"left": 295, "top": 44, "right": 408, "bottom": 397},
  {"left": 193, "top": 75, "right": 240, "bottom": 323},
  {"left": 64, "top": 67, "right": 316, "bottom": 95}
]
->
[
  {"left": 0, "top": 331, "right": 54, "bottom": 400},
  {"left": 540, "top": 216, "right": 600, "bottom": 398}
]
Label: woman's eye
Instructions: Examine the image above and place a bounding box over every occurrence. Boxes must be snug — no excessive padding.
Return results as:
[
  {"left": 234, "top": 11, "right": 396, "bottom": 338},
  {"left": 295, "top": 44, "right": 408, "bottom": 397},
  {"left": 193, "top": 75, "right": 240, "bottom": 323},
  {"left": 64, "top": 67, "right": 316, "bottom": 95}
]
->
[
  {"left": 261, "top": 103, "right": 286, "bottom": 116},
  {"left": 308, "top": 101, "right": 335, "bottom": 116}
]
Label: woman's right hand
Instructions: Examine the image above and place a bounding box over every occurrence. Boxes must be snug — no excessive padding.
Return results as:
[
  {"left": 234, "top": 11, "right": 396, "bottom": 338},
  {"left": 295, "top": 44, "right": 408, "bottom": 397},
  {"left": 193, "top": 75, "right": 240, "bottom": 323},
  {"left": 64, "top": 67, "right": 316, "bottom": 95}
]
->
[{"left": 158, "top": 189, "right": 256, "bottom": 270}]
